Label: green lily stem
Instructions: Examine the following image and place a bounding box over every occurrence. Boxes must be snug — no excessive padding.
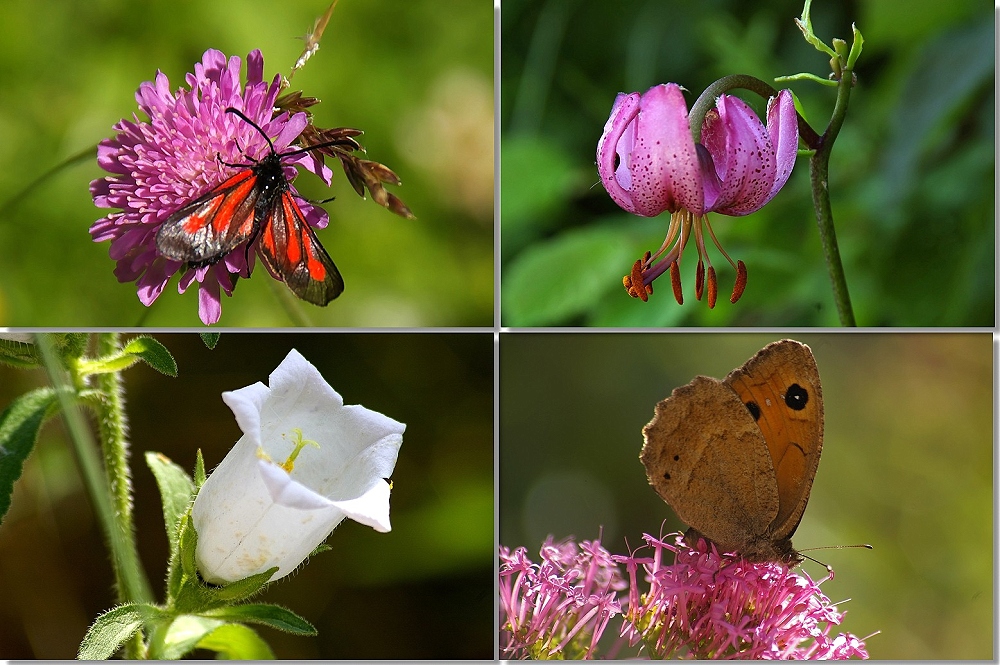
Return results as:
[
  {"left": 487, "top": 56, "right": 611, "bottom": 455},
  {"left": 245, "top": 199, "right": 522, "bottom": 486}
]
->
[
  {"left": 36, "top": 335, "right": 153, "bottom": 659},
  {"left": 809, "top": 69, "right": 856, "bottom": 326},
  {"left": 688, "top": 73, "right": 855, "bottom": 325},
  {"left": 688, "top": 74, "right": 821, "bottom": 148}
]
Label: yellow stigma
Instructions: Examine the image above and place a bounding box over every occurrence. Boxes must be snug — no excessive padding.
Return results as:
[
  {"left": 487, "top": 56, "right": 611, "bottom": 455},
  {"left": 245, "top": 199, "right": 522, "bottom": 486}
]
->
[{"left": 279, "top": 428, "right": 320, "bottom": 472}]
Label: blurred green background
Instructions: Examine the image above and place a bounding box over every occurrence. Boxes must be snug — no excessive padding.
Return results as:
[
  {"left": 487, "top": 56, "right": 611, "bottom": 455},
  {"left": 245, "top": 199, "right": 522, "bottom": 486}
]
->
[
  {"left": 0, "top": 0, "right": 493, "bottom": 326},
  {"left": 500, "top": 0, "right": 994, "bottom": 326},
  {"left": 500, "top": 333, "right": 992, "bottom": 659},
  {"left": 0, "top": 333, "right": 493, "bottom": 659}
]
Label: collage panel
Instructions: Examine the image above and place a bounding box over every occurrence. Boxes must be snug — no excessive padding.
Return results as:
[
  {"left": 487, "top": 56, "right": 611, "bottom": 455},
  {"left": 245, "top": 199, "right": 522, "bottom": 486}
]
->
[
  {"left": 0, "top": 0, "right": 493, "bottom": 328},
  {"left": 499, "top": 0, "right": 993, "bottom": 327},
  {"left": 0, "top": 0, "right": 998, "bottom": 662},
  {"left": 500, "top": 333, "right": 992, "bottom": 659},
  {"left": 0, "top": 332, "right": 493, "bottom": 659}
]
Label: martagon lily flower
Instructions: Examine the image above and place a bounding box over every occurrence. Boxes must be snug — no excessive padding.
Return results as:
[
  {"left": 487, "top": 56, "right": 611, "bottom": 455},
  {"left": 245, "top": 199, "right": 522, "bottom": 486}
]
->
[
  {"left": 191, "top": 349, "right": 405, "bottom": 584},
  {"left": 597, "top": 83, "right": 798, "bottom": 307}
]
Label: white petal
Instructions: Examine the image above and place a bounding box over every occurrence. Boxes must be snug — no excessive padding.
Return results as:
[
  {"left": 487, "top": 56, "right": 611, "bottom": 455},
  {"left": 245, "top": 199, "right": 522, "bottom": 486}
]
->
[
  {"left": 328, "top": 480, "right": 394, "bottom": 532},
  {"left": 221, "top": 382, "right": 269, "bottom": 444},
  {"left": 257, "top": 459, "right": 334, "bottom": 510}
]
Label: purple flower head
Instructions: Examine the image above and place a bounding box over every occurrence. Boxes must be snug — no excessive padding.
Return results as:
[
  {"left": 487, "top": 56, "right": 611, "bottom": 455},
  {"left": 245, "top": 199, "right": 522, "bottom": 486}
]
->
[
  {"left": 614, "top": 533, "right": 870, "bottom": 660},
  {"left": 597, "top": 83, "right": 798, "bottom": 307},
  {"left": 499, "top": 536, "right": 626, "bottom": 659},
  {"left": 90, "top": 49, "right": 333, "bottom": 325}
]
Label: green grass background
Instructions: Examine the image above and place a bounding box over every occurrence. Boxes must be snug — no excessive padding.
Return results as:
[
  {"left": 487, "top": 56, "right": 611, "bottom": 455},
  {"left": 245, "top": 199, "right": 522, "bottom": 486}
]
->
[
  {"left": 0, "top": 0, "right": 493, "bottom": 327},
  {"left": 500, "top": 333, "right": 992, "bottom": 659},
  {"left": 500, "top": 0, "right": 993, "bottom": 326}
]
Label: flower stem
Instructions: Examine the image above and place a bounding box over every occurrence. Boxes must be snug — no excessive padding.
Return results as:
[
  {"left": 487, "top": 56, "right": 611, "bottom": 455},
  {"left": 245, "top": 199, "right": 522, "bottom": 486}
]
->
[
  {"left": 689, "top": 73, "right": 855, "bottom": 324},
  {"left": 808, "top": 71, "right": 856, "bottom": 326},
  {"left": 0, "top": 144, "right": 97, "bottom": 218},
  {"left": 90, "top": 332, "right": 152, "bottom": 604},
  {"left": 36, "top": 335, "right": 153, "bottom": 658},
  {"left": 688, "top": 74, "right": 821, "bottom": 148}
]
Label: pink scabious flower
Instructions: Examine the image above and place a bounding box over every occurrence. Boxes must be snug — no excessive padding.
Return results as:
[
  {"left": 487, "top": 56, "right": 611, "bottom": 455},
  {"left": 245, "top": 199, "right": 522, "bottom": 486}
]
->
[
  {"left": 597, "top": 83, "right": 798, "bottom": 307},
  {"left": 615, "top": 533, "right": 870, "bottom": 660},
  {"left": 89, "top": 49, "right": 333, "bottom": 325},
  {"left": 499, "top": 537, "right": 626, "bottom": 659}
]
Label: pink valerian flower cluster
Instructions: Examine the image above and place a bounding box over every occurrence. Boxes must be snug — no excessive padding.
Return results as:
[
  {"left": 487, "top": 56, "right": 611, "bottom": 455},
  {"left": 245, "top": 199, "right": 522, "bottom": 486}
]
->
[
  {"left": 597, "top": 83, "right": 798, "bottom": 307},
  {"left": 499, "top": 537, "right": 626, "bottom": 659},
  {"left": 90, "top": 49, "right": 333, "bottom": 325},
  {"left": 615, "top": 533, "right": 870, "bottom": 660}
]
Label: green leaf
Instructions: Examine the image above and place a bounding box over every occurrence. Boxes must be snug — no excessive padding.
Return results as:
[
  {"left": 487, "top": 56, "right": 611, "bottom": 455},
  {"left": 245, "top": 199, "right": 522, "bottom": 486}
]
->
[
  {"left": 0, "top": 387, "right": 59, "bottom": 524},
  {"left": 501, "top": 135, "right": 586, "bottom": 260},
  {"left": 194, "top": 449, "right": 206, "bottom": 488},
  {"left": 794, "top": 0, "right": 837, "bottom": 58},
  {"left": 201, "top": 603, "right": 317, "bottom": 636},
  {"left": 197, "top": 622, "right": 276, "bottom": 659},
  {"left": 77, "top": 602, "right": 167, "bottom": 660},
  {"left": 157, "top": 614, "right": 224, "bottom": 660},
  {"left": 846, "top": 23, "right": 864, "bottom": 70},
  {"left": 210, "top": 568, "right": 279, "bottom": 604},
  {"left": 309, "top": 542, "right": 332, "bottom": 557},
  {"left": 0, "top": 337, "right": 39, "bottom": 368},
  {"left": 123, "top": 336, "right": 178, "bottom": 376},
  {"left": 145, "top": 452, "right": 195, "bottom": 551},
  {"left": 199, "top": 332, "right": 221, "bottom": 349},
  {"left": 502, "top": 223, "right": 636, "bottom": 326}
]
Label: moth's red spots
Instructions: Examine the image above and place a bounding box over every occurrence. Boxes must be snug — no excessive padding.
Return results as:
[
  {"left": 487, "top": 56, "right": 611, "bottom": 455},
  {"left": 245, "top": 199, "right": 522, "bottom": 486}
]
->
[
  {"left": 304, "top": 234, "right": 327, "bottom": 279},
  {"left": 211, "top": 178, "right": 255, "bottom": 233},
  {"left": 181, "top": 198, "right": 222, "bottom": 233},
  {"left": 283, "top": 198, "right": 303, "bottom": 264}
]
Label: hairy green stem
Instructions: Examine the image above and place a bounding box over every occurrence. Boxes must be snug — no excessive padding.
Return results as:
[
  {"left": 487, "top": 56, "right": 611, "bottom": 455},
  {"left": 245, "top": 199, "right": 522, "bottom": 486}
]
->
[
  {"left": 37, "top": 335, "right": 153, "bottom": 659},
  {"left": 92, "top": 334, "right": 134, "bottom": 535},
  {"left": 688, "top": 73, "right": 855, "bottom": 325}
]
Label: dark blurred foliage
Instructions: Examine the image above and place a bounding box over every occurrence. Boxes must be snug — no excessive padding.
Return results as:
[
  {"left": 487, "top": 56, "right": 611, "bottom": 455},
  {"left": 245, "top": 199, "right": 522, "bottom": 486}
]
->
[
  {"left": 500, "top": 333, "right": 992, "bottom": 658},
  {"left": 0, "top": 0, "right": 493, "bottom": 327},
  {"left": 0, "top": 332, "right": 494, "bottom": 658},
  {"left": 500, "top": 0, "right": 993, "bottom": 326}
]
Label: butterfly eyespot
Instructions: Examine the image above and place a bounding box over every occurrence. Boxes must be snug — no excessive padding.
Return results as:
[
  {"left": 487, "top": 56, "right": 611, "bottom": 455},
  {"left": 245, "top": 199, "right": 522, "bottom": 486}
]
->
[
  {"left": 744, "top": 400, "right": 761, "bottom": 421},
  {"left": 672, "top": 454, "right": 679, "bottom": 461},
  {"left": 784, "top": 383, "right": 809, "bottom": 411},
  {"left": 663, "top": 471, "right": 671, "bottom": 480}
]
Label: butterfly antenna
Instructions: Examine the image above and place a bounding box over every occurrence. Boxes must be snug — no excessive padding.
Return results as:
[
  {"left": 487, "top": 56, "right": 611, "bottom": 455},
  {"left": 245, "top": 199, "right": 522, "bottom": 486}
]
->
[
  {"left": 225, "top": 107, "right": 276, "bottom": 153},
  {"left": 800, "top": 543, "right": 874, "bottom": 554},
  {"left": 799, "top": 543, "right": 873, "bottom": 574}
]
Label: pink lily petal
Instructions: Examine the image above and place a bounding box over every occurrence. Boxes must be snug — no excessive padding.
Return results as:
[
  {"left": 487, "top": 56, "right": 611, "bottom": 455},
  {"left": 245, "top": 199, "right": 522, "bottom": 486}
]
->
[{"left": 597, "top": 84, "right": 703, "bottom": 217}]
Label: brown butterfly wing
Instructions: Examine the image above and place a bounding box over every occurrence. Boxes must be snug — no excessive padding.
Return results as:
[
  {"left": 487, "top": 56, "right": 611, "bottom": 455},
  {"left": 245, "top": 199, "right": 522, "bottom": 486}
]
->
[
  {"left": 641, "top": 375, "right": 780, "bottom": 555},
  {"left": 724, "top": 339, "right": 823, "bottom": 543}
]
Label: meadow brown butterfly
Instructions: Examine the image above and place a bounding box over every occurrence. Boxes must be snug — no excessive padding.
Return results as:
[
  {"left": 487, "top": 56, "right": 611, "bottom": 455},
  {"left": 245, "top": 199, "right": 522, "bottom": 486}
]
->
[{"left": 640, "top": 339, "right": 822, "bottom": 565}]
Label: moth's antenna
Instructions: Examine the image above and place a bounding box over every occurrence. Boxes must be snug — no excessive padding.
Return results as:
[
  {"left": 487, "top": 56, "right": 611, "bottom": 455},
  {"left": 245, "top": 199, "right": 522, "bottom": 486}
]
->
[{"left": 224, "top": 107, "right": 276, "bottom": 153}]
